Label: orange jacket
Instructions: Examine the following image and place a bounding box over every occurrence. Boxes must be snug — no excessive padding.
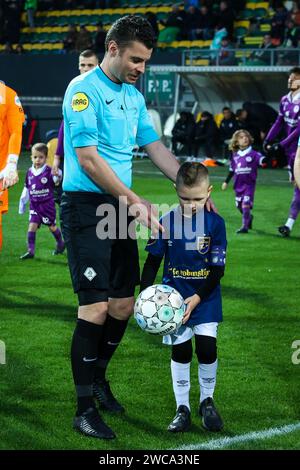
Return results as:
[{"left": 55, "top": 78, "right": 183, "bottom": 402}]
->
[{"left": 0, "top": 82, "right": 25, "bottom": 171}]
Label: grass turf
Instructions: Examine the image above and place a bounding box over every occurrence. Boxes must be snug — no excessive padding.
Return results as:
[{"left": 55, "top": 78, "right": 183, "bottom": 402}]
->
[{"left": 0, "top": 155, "right": 299, "bottom": 450}]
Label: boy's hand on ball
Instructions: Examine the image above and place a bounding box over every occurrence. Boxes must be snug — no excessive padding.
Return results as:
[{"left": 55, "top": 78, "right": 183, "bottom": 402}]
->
[{"left": 183, "top": 294, "right": 201, "bottom": 324}]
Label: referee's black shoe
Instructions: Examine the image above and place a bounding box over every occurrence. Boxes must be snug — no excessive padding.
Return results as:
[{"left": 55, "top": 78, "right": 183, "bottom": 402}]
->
[
  {"left": 93, "top": 379, "right": 125, "bottom": 413},
  {"left": 199, "top": 397, "right": 223, "bottom": 432},
  {"left": 167, "top": 405, "right": 191, "bottom": 432},
  {"left": 73, "top": 407, "right": 115, "bottom": 439}
]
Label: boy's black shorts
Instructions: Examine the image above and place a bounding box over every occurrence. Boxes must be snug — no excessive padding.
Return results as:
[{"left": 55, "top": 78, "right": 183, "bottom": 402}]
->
[{"left": 60, "top": 191, "right": 140, "bottom": 305}]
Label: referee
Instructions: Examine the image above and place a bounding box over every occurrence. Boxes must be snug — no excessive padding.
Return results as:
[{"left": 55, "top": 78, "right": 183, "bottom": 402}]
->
[{"left": 61, "top": 15, "right": 180, "bottom": 439}]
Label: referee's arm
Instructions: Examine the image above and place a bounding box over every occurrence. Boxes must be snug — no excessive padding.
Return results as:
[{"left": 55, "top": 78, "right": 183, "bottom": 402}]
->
[
  {"left": 144, "top": 140, "right": 180, "bottom": 183},
  {"left": 76, "top": 146, "right": 163, "bottom": 232}
]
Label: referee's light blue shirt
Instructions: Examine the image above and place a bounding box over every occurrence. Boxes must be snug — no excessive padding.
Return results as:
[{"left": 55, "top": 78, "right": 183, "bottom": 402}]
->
[{"left": 62, "top": 66, "right": 159, "bottom": 192}]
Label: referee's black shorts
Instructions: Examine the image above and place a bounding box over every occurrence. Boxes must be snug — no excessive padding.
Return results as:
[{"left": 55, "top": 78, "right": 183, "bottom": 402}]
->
[{"left": 60, "top": 191, "right": 140, "bottom": 305}]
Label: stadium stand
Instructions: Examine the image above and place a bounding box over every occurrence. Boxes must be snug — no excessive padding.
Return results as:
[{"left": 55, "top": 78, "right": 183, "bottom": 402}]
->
[{"left": 0, "top": 1, "right": 276, "bottom": 56}]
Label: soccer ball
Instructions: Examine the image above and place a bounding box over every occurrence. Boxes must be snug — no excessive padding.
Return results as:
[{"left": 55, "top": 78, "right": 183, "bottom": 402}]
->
[{"left": 134, "top": 284, "right": 186, "bottom": 336}]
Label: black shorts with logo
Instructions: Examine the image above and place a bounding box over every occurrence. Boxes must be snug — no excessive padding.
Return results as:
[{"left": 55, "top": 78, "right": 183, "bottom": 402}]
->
[{"left": 60, "top": 191, "right": 140, "bottom": 305}]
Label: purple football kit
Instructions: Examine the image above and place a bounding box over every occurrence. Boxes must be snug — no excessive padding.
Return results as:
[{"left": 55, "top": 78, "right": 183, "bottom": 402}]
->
[
  {"left": 25, "top": 164, "right": 57, "bottom": 226},
  {"left": 229, "top": 147, "right": 264, "bottom": 209},
  {"left": 266, "top": 91, "right": 300, "bottom": 168},
  {"left": 224, "top": 146, "right": 265, "bottom": 232},
  {"left": 266, "top": 91, "right": 300, "bottom": 226},
  {"left": 19, "top": 163, "right": 65, "bottom": 258}
]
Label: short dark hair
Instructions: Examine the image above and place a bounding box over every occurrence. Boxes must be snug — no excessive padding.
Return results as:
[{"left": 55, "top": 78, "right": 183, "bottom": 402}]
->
[
  {"left": 289, "top": 67, "right": 300, "bottom": 75},
  {"left": 79, "top": 49, "right": 98, "bottom": 59},
  {"left": 176, "top": 162, "right": 209, "bottom": 188},
  {"left": 105, "top": 15, "right": 156, "bottom": 52},
  {"left": 32, "top": 142, "right": 48, "bottom": 157}
]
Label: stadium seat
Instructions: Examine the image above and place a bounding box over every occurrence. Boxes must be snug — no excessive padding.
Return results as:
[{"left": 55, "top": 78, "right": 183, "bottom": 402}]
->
[
  {"left": 185, "top": 58, "right": 209, "bottom": 65},
  {"left": 214, "top": 113, "right": 224, "bottom": 128},
  {"left": 253, "top": 8, "right": 268, "bottom": 19},
  {"left": 238, "top": 8, "right": 254, "bottom": 19}
]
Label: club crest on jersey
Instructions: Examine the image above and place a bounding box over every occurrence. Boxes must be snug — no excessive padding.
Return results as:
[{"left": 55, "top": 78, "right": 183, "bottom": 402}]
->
[
  {"left": 197, "top": 236, "right": 210, "bottom": 254},
  {"left": 71, "top": 92, "right": 89, "bottom": 112}
]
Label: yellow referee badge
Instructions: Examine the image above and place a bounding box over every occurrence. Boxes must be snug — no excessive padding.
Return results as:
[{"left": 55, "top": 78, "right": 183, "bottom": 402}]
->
[{"left": 71, "top": 92, "right": 89, "bottom": 112}]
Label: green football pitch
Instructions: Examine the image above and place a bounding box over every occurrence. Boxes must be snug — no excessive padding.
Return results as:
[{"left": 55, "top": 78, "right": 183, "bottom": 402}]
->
[{"left": 0, "top": 155, "right": 299, "bottom": 450}]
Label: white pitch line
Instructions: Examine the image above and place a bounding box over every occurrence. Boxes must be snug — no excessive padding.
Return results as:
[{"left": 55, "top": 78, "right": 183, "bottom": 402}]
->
[{"left": 173, "top": 422, "right": 300, "bottom": 450}]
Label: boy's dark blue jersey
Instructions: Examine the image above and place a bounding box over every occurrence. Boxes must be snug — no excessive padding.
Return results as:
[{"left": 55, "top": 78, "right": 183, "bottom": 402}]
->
[{"left": 146, "top": 206, "right": 227, "bottom": 326}]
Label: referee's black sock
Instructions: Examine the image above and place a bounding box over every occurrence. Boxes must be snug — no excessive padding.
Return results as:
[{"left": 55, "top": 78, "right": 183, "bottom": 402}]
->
[
  {"left": 94, "top": 315, "right": 129, "bottom": 382},
  {"left": 71, "top": 319, "right": 104, "bottom": 415}
]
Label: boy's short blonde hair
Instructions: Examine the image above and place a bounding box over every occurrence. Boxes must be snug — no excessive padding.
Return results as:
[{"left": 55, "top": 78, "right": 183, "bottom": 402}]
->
[
  {"left": 229, "top": 130, "right": 254, "bottom": 152},
  {"left": 176, "top": 162, "right": 209, "bottom": 188},
  {"left": 32, "top": 142, "right": 48, "bottom": 157}
]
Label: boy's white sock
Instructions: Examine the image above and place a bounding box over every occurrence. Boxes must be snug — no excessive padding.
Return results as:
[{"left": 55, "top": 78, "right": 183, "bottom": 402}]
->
[
  {"left": 198, "top": 360, "right": 218, "bottom": 404},
  {"left": 171, "top": 360, "right": 191, "bottom": 410}
]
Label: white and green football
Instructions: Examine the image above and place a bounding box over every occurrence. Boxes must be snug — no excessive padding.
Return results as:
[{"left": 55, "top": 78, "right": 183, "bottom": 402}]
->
[{"left": 134, "top": 284, "right": 186, "bottom": 336}]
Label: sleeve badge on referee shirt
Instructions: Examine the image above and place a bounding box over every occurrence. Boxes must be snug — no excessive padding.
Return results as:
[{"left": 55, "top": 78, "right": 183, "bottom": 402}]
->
[{"left": 71, "top": 92, "right": 89, "bottom": 112}]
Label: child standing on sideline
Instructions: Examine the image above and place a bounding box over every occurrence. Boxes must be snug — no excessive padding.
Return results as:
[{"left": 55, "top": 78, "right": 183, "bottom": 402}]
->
[
  {"left": 140, "top": 162, "right": 227, "bottom": 433},
  {"left": 19, "top": 142, "right": 65, "bottom": 259},
  {"left": 222, "top": 129, "right": 267, "bottom": 233}
]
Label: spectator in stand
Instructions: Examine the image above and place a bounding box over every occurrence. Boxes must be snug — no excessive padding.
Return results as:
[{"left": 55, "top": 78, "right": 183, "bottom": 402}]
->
[
  {"left": 0, "top": 2, "right": 3, "bottom": 43},
  {"left": 193, "top": 111, "right": 219, "bottom": 160},
  {"left": 272, "top": 1, "right": 289, "bottom": 25},
  {"left": 184, "top": 0, "right": 199, "bottom": 8},
  {"left": 64, "top": 0, "right": 76, "bottom": 8},
  {"left": 291, "top": 1, "right": 300, "bottom": 26},
  {"left": 63, "top": 25, "right": 78, "bottom": 53},
  {"left": 24, "top": 0, "right": 37, "bottom": 29},
  {"left": 145, "top": 12, "right": 159, "bottom": 41},
  {"left": 219, "top": 107, "right": 238, "bottom": 158},
  {"left": 3, "top": 0, "right": 21, "bottom": 44},
  {"left": 158, "top": 5, "right": 185, "bottom": 42},
  {"left": 184, "top": 5, "right": 200, "bottom": 40},
  {"left": 211, "top": 36, "right": 236, "bottom": 65},
  {"left": 232, "top": 0, "right": 246, "bottom": 16},
  {"left": 246, "top": 34, "right": 275, "bottom": 65},
  {"left": 271, "top": 3, "right": 289, "bottom": 45},
  {"left": 76, "top": 25, "right": 93, "bottom": 53},
  {"left": 282, "top": 18, "right": 300, "bottom": 47},
  {"left": 93, "top": 22, "right": 106, "bottom": 56},
  {"left": 276, "top": 18, "right": 300, "bottom": 65},
  {"left": 3, "top": 42, "right": 14, "bottom": 54},
  {"left": 215, "top": 1, "right": 235, "bottom": 40},
  {"left": 187, "top": 4, "right": 216, "bottom": 40},
  {"left": 171, "top": 111, "right": 195, "bottom": 156},
  {"left": 15, "top": 44, "right": 25, "bottom": 54}
]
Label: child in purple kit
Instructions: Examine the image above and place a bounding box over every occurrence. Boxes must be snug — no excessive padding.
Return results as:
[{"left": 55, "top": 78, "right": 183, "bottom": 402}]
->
[
  {"left": 222, "top": 130, "right": 267, "bottom": 234},
  {"left": 19, "top": 142, "right": 65, "bottom": 259}
]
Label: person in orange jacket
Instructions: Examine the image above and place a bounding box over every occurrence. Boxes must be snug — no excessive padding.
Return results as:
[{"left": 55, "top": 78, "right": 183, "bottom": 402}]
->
[{"left": 0, "top": 81, "right": 25, "bottom": 250}]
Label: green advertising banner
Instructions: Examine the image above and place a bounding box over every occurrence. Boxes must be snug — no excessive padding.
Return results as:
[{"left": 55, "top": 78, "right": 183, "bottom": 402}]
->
[{"left": 146, "top": 71, "right": 175, "bottom": 102}]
